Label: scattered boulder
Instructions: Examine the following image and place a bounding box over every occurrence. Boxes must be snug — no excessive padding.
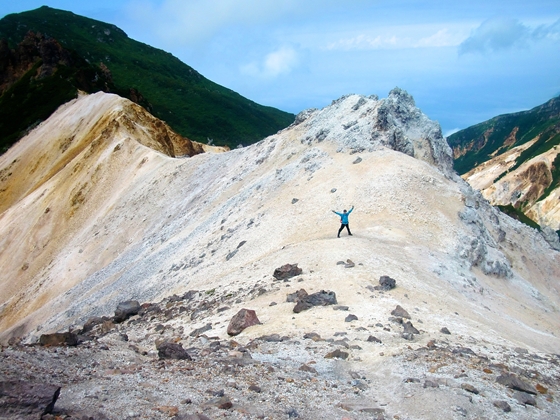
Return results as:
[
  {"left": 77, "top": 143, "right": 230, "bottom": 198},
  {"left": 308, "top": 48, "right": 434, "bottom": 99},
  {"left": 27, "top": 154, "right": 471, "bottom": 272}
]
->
[
  {"left": 286, "top": 289, "right": 309, "bottom": 303},
  {"left": 81, "top": 316, "right": 105, "bottom": 333},
  {"left": 114, "top": 300, "right": 141, "bottom": 323},
  {"left": 303, "top": 332, "right": 323, "bottom": 341},
  {"left": 391, "top": 305, "right": 411, "bottom": 319},
  {"left": 461, "top": 383, "right": 479, "bottom": 394},
  {"left": 345, "top": 314, "right": 358, "bottom": 322},
  {"left": 402, "top": 321, "right": 419, "bottom": 334},
  {"left": 344, "top": 259, "right": 355, "bottom": 268},
  {"left": 39, "top": 332, "right": 78, "bottom": 347},
  {"left": 156, "top": 342, "right": 192, "bottom": 360},
  {"left": 274, "top": 263, "right": 303, "bottom": 280},
  {"left": 496, "top": 373, "right": 537, "bottom": 395},
  {"left": 440, "top": 327, "right": 451, "bottom": 334},
  {"left": 293, "top": 290, "right": 337, "bottom": 313},
  {"left": 375, "top": 275, "right": 396, "bottom": 290},
  {"left": 513, "top": 391, "right": 537, "bottom": 406},
  {"left": 299, "top": 364, "right": 318, "bottom": 374},
  {"left": 0, "top": 380, "right": 60, "bottom": 418},
  {"left": 367, "top": 335, "right": 382, "bottom": 343},
  {"left": 227, "top": 309, "right": 262, "bottom": 336},
  {"left": 325, "top": 349, "right": 349, "bottom": 359},
  {"left": 493, "top": 400, "right": 511, "bottom": 412},
  {"left": 189, "top": 323, "right": 212, "bottom": 337}
]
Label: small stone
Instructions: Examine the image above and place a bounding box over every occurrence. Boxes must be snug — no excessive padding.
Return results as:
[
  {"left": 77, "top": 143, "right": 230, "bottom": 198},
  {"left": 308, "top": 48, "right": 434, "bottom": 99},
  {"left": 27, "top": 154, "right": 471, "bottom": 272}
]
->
[
  {"left": 423, "top": 380, "right": 439, "bottom": 388},
  {"left": 325, "top": 349, "right": 349, "bottom": 359},
  {"left": 248, "top": 384, "right": 261, "bottom": 393},
  {"left": 391, "top": 305, "right": 411, "bottom": 319},
  {"left": 269, "top": 301, "right": 277, "bottom": 306},
  {"left": 274, "top": 263, "right": 303, "bottom": 280},
  {"left": 496, "top": 373, "right": 537, "bottom": 395},
  {"left": 293, "top": 290, "right": 337, "bottom": 313},
  {"left": 375, "top": 275, "right": 396, "bottom": 290},
  {"left": 344, "top": 259, "right": 355, "bottom": 268},
  {"left": 292, "top": 198, "right": 299, "bottom": 204},
  {"left": 299, "top": 364, "right": 318, "bottom": 374},
  {"left": 402, "top": 321, "right": 419, "bottom": 334},
  {"left": 440, "top": 327, "right": 451, "bottom": 334},
  {"left": 513, "top": 391, "right": 537, "bottom": 406},
  {"left": 331, "top": 188, "right": 337, "bottom": 193},
  {"left": 493, "top": 400, "right": 511, "bottom": 412},
  {"left": 353, "top": 157, "right": 362, "bottom": 164},
  {"left": 227, "top": 308, "right": 261, "bottom": 336},
  {"left": 536, "top": 384, "right": 548, "bottom": 394},
  {"left": 303, "top": 332, "right": 322, "bottom": 341},
  {"left": 189, "top": 323, "right": 212, "bottom": 337},
  {"left": 333, "top": 305, "right": 349, "bottom": 311},
  {"left": 367, "top": 336, "right": 382, "bottom": 343},
  {"left": 461, "top": 383, "right": 479, "bottom": 394},
  {"left": 157, "top": 341, "right": 192, "bottom": 360},
  {"left": 345, "top": 314, "right": 358, "bottom": 322},
  {"left": 114, "top": 300, "right": 140, "bottom": 323}
]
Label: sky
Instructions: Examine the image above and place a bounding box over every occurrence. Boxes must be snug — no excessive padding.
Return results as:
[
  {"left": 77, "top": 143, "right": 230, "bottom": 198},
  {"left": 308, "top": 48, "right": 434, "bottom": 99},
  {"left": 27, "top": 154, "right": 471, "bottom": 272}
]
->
[{"left": 1, "top": 1, "right": 560, "bottom": 136}]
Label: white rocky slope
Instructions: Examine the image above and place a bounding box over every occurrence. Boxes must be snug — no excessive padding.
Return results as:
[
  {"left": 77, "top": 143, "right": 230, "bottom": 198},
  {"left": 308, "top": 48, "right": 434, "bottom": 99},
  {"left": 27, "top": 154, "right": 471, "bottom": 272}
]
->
[{"left": 0, "top": 89, "right": 559, "bottom": 419}]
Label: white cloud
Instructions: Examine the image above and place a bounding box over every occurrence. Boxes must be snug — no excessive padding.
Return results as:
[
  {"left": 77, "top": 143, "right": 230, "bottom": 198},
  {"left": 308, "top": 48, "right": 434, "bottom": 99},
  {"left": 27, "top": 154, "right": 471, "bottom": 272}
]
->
[
  {"left": 326, "top": 28, "right": 464, "bottom": 51},
  {"left": 459, "top": 17, "right": 560, "bottom": 54},
  {"left": 241, "top": 47, "right": 299, "bottom": 78},
  {"left": 125, "top": 0, "right": 300, "bottom": 47}
]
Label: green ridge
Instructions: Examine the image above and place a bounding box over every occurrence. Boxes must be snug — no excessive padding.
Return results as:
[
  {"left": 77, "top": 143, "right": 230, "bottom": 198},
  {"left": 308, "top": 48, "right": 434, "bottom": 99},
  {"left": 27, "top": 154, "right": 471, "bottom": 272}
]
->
[{"left": 0, "top": 6, "right": 294, "bottom": 150}]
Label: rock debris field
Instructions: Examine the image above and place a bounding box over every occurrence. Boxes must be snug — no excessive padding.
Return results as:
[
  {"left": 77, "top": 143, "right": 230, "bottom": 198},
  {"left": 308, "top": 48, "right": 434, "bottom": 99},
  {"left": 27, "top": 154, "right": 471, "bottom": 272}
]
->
[{"left": 2, "top": 268, "right": 559, "bottom": 419}]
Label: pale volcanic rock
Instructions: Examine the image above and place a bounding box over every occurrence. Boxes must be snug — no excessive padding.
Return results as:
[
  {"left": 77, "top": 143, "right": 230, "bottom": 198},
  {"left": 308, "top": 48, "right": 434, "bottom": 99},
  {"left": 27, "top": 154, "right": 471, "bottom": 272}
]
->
[{"left": 0, "top": 89, "right": 559, "bottom": 419}]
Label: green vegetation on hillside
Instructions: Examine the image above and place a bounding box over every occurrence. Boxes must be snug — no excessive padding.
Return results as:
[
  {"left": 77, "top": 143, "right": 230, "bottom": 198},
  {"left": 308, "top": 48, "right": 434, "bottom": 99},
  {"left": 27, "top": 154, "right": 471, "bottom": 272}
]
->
[
  {"left": 448, "top": 96, "right": 560, "bottom": 175},
  {"left": 0, "top": 6, "right": 294, "bottom": 150}
]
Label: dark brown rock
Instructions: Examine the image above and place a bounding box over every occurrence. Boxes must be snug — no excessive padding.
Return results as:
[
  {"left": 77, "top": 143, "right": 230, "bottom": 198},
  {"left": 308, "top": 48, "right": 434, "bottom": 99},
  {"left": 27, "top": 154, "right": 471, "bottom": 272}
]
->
[
  {"left": 0, "top": 380, "right": 60, "bottom": 418},
  {"left": 391, "top": 305, "right": 411, "bottom": 319},
  {"left": 156, "top": 341, "right": 192, "bottom": 360},
  {"left": 227, "top": 309, "right": 261, "bottom": 336},
  {"left": 273, "top": 263, "right": 302, "bottom": 280},
  {"left": 39, "top": 332, "right": 78, "bottom": 347}
]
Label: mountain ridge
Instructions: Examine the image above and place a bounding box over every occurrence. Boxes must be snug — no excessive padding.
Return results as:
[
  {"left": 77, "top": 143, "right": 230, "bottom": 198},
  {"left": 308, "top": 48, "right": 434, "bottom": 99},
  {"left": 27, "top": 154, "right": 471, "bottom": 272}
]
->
[
  {"left": 0, "top": 89, "right": 559, "bottom": 418},
  {"left": 0, "top": 6, "right": 294, "bottom": 151}
]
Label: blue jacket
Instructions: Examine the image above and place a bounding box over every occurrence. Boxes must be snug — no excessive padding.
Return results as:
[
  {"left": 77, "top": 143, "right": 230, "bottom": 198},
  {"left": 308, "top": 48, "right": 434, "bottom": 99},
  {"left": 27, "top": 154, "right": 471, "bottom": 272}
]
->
[{"left": 334, "top": 207, "right": 353, "bottom": 224}]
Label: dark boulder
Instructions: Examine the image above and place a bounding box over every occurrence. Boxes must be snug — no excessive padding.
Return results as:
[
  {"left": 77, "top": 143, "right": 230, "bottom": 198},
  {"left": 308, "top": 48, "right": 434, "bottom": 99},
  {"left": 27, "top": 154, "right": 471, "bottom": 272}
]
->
[
  {"left": 156, "top": 341, "right": 192, "bottom": 360},
  {"left": 273, "top": 263, "right": 302, "bottom": 280},
  {"left": 286, "top": 289, "right": 309, "bottom": 303},
  {"left": 375, "top": 275, "right": 396, "bottom": 290},
  {"left": 39, "top": 332, "right": 78, "bottom": 347},
  {"left": 0, "top": 380, "right": 60, "bottom": 418},
  {"left": 227, "top": 309, "right": 261, "bottom": 336},
  {"left": 114, "top": 300, "right": 141, "bottom": 323},
  {"left": 402, "top": 321, "right": 419, "bottom": 334},
  {"left": 391, "top": 305, "right": 411, "bottom": 319},
  {"left": 293, "top": 290, "right": 337, "bottom": 313}
]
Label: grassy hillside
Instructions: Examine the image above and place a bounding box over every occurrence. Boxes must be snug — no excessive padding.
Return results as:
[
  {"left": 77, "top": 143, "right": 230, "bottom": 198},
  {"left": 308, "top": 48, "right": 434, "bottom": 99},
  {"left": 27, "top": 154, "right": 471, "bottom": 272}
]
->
[
  {"left": 448, "top": 96, "right": 560, "bottom": 175},
  {"left": 0, "top": 6, "right": 294, "bottom": 149}
]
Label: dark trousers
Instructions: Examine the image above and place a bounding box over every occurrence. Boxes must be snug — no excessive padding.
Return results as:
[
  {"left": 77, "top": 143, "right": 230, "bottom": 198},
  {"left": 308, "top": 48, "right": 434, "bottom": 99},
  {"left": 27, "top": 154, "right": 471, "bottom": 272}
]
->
[{"left": 338, "top": 223, "right": 352, "bottom": 237}]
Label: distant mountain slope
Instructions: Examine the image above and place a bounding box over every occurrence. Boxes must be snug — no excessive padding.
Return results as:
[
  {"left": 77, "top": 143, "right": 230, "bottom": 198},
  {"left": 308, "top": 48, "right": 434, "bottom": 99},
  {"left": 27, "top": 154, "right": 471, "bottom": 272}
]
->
[
  {"left": 0, "top": 6, "right": 294, "bottom": 150},
  {"left": 448, "top": 96, "right": 560, "bottom": 175},
  {"left": 448, "top": 96, "right": 560, "bottom": 232}
]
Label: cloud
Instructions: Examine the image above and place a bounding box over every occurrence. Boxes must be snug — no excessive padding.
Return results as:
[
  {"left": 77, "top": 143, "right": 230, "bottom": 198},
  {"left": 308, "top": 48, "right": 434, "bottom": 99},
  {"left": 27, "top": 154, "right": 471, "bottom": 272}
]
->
[
  {"left": 241, "top": 47, "right": 299, "bottom": 78},
  {"left": 125, "top": 0, "right": 300, "bottom": 46},
  {"left": 459, "top": 17, "right": 560, "bottom": 55},
  {"left": 326, "top": 28, "right": 463, "bottom": 51}
]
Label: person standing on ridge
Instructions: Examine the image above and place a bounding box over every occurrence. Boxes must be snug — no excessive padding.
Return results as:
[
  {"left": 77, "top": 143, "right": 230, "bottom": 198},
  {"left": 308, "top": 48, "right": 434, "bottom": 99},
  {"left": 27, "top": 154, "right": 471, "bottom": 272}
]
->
[{"left": 332, "top": 205, "right": 354, "bottom": 238}]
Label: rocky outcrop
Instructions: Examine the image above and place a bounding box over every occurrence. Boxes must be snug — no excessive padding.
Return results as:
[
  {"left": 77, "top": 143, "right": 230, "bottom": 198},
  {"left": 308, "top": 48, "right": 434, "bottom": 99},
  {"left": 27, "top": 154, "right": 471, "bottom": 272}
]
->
[
  {"left": 0, "top": 380, "right": 60, "bottom": 419},
  {"left": 292, "top": 88, "right": 454, "bottom": 177}
]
